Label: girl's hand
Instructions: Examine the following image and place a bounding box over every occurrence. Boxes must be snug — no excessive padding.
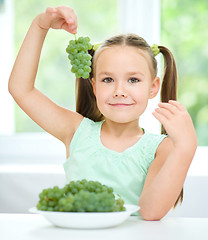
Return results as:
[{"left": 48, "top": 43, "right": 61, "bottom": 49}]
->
[
  {"left": 153, "top": 100, "right": 197, "bottom": 154},
  {"left": 36, "top": 6, "right": 77, "bottom": 34}
]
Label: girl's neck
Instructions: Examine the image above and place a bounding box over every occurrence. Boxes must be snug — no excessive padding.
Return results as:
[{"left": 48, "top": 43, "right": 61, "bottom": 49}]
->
[
  {"left": 100, "top": 119, "right": 144, "bottom": 153},
  {"left": 102, "top": 119, "right": 143, "bottom": 138}
]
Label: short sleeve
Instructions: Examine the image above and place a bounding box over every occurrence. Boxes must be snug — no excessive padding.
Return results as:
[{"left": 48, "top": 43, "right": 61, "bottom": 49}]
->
[
  {"left": 69, "top": 117, "right": 94, "bottom": 155},
  {"left": 140, "top": 133, "right": 167, "bottom": 173}
]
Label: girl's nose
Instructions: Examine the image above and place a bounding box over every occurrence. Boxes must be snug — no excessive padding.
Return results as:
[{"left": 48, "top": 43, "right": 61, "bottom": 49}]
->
[{"left": 113, "top": 83, "right": 127, "bottom": 97}]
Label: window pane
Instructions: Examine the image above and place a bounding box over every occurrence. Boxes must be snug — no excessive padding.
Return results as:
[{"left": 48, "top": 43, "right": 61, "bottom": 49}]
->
[
  {"left": 14, "top": 0, "right": 119, "bottom": 132},
  {"left": 161, "top": 0, "right": 208, "bottom": 146}
]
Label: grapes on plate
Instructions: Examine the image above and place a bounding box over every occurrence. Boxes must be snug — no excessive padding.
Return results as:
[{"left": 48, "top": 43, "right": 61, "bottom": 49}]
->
[{"left": 36, "top": 179, "right": 126, "bottom": 212}]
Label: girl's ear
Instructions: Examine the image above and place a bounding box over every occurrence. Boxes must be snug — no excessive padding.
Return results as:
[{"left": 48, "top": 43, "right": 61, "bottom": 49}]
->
[
  {"left": 149, "top": 77, "right": 160, "bottom": 99},
  {"left": 92, "top": 78, "right": 96, "bottom": 96}
]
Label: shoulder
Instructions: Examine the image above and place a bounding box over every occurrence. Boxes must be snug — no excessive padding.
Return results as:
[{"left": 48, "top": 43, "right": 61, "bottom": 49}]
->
[
  {"left": 64, "top": 117, "right": 101, "bottom": 157},
  {"left": 141, "top": 137, "right": 174, "bottom": 192},
  {"left": 148, "top": 137, "right": 174, "bottom": 174},
  {"left": 155, "top": 137, "right": 174, "bottom": 159},
  {"left": 144, "top": 132, "right": 167, "bottom": 144},
  {"left": 64, "top": 113, "right": 83, "bottom": 156},
  {"left": 73, "top": 117, "right": 101, "bottom": 131},
  {"left": 141, "top": 132, "right": 167, "bottom": 160}
]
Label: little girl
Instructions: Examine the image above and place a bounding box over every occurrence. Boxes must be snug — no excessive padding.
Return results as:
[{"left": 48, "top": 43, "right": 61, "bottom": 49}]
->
[{"left": 8, "top": 6, "right": 197, "bottom": 220}]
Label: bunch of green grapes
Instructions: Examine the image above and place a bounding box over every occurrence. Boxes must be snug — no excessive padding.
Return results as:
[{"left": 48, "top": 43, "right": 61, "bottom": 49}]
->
[
  {"left": 36, "top": 179, "right": 126, "bottom": 212},
  {"left": 66, "top": 36, "right": 92, "bottom": 79},
  {"left": 36, "top": 186, "right": 65, "bottom": 211}
]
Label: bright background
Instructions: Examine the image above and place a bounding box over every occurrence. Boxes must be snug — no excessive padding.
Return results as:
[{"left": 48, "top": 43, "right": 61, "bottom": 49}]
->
[{"left": 8, "top": 0, "right": 208, "bottom": 146}]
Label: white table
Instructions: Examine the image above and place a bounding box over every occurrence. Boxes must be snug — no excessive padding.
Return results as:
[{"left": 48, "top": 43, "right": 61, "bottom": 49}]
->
[{"left": 1, "top": 214, "right": 208, "bottom": 240}]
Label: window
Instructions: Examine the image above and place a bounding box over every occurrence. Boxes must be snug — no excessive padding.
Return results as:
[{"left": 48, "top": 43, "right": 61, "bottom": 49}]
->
[
  {"left": 14, "top": 0, "right": 119, "bottom": 132},
  {"left": 1, "top": 0, "right": 207, "bottom": 173},
  {"left": 161, "top": 0, "right": 208, "bottom": 146}
]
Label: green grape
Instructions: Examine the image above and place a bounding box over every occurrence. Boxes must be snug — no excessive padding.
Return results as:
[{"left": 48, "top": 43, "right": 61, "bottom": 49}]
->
[
  {"left": 70, "top": 48, "right": 78, "bottom": 54},
  {"left": 71, "top": 59, "right": 80, "bottom": 66},
  {"left": 77, "top": 53, "right": 84, "bottom": 60},
  {"left": 85, "top": 36, "right": 90, "bottom": 42},
  {"left": 76, "top": 44, "right": 82, "bottom": 51},
  {"left": 85, "top": 54, "right": 92, "bottom": 61},
  {"left": 82, "top": 72, "right": 90, "bottom": 79},
  {"left": 67, "top": 54, "right": 74, "bottom": 61},
  {"left": 36, "top": 186, "right": 65, "bottom": 211},
  {"left": 78, "top": 37, "right": 85, "bottom": 43},
  {"left": 75, "top": 72, "right": 81, "bottom": 78},
  {"left": 86, "top": 60, "right": 92, "bottom": 66},
  {"left": 66, "top": 36, "right": 93, "bottom": 79},
  {"left": 69, "top": 40, "right": 76, "bottom": 45},
  {"left": 71, "top": 65, "right": 78, "bottom": 73},
  {"left": 78, "top": 64, "right": 84, "bottom": 69},
  {"left": 83, "top": 66, "right": 91, "bottom": 72},
  {"left": 36, "top": 179, "right": 126, "bottom": 212}
]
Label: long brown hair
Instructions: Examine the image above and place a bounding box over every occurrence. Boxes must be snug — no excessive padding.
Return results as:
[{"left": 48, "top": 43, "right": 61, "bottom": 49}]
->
[{"left": 75, "top": 33, "right": 182, "bottom": 208}]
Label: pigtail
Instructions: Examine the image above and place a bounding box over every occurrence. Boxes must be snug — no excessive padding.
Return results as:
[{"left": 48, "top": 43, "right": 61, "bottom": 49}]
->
[
  {"left": 75, "top": 48, "right": 104, "bottom": 122},
  {"left": 159, "top": 47, "right": 177, "bottom": 103},
  {"left": 159, "top": 46, "right": 183, "bottom": 208},
  {"left": 159, "top": 46, "right": 177, "bottom": 134}
]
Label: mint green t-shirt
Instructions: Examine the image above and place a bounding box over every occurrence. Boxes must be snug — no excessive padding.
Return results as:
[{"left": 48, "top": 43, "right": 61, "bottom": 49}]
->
[{"left": 63, "top": 117, "right": 166, "bottom": 213}]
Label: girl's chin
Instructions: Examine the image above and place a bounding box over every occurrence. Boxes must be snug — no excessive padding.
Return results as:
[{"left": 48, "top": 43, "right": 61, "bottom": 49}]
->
[{"left": 104, "top": 116, "right": 139, "bottom": 124}]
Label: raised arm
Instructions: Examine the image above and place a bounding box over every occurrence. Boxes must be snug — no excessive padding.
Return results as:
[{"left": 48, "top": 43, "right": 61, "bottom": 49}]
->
[
  {"left": 8, "top": 7, "right": 83, "bottom": 150},
  {"left": 139, "top": 100, "right": 197, "bottom": 220}
]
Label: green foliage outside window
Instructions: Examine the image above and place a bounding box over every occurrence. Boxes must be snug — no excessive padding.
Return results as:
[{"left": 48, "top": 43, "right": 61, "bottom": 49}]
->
[
  {"left": 161, "top": 0, "right": 208, "bottom": 145},
  {"left": 14, "top": 0, "right": 118, "bottom": 132},
  {"left": 14, "top": 0, "right": 207, "bottom": 146}
]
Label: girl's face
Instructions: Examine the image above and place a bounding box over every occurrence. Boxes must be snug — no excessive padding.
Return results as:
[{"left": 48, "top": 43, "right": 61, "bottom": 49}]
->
[{"left": 92, "top": 45, "right": 160, "bottom": 124}]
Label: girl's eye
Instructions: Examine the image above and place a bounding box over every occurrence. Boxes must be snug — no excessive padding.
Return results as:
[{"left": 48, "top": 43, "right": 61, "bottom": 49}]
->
[
  {"left": 128, "top": 78, "right": 139, "bottom": 83},
  {"left": 103, "top": 78, "right": 113, "bottom": 83}
]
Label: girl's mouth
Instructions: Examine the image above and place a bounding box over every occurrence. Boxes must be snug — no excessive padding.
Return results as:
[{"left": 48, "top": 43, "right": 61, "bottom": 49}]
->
[{"left": 109, "top": 103, "right": 133, "bottom": 107}]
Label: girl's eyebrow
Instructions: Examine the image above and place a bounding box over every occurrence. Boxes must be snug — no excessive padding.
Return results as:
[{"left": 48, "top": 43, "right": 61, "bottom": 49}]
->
[
  {"left": 128, "top": 71, "right": 145, "bottom": 77},
  {"left": 98, "top": 71, "right": 145, "bottom": 77},
  {"left": 98, "top": 72, "right": 112, "bottom": 76}
]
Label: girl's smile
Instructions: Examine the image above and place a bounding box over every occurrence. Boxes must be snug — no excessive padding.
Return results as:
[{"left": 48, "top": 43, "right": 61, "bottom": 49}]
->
[{"left": 108, "top": 103, "right": 134, "bottom": 107}]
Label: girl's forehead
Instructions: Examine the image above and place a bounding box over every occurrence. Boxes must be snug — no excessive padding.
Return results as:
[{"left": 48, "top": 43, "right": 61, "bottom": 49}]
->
[
  {"left": 95, "top": 45, "right": 152, "bottom": 71},
  {"left": 98, "top": 45, "right": 144, "bottom": 55}
]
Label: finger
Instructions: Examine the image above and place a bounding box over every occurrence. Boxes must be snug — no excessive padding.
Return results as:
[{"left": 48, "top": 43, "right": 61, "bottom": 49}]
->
[
  {"left": 69, "top": 11, "right": 78, "bottom": 30},
  {"left": 62, "top": 23, "right": 77, "bottom": 34},
  {"left": 67, "top": 15, "right": 78, "bottom": 33},
  {"left": 154, "top": 107, "right": 173, "bottom": 120},
  {"left": 45, "top": 7, "right": 58, "bottom": 19},
  {"left": 65, "top": 13, "right": 78, "bottom": 30},
  {"left": 46, "top": 7, "right": 57, "bottom": 14},
  {"left": 55, "top": 6, "right": 78, "bottom": 32},
  {"left": 158, "top": 102, "right": 178, "bottom": 115},
  {"left": 152, "top": 110, "right": 168, "bottom": 127},
  {"left": 168, "top": 100, "right": 186, "bottom": 112}
]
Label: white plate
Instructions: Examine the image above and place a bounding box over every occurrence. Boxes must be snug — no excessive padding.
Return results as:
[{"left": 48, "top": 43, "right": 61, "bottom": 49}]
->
[{"left": 29, "top": 204, "right": 140, "bottom": 229}]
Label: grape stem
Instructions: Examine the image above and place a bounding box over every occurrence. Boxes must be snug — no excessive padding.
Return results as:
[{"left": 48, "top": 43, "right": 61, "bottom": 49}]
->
[{"left": 74, "top": 34, "right": 77, "bottom": 42}]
